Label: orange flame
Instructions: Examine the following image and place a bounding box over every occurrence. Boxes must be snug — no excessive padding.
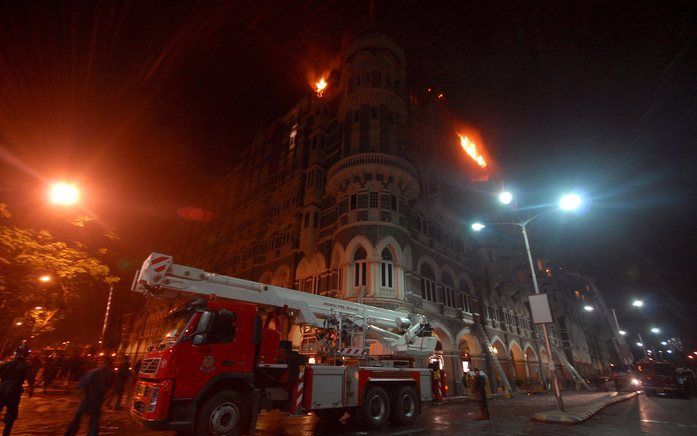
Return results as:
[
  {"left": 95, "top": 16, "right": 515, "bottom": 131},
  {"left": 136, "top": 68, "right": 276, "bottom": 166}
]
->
[
  {"left": 458, "top": 134, "right": 487, "bottom": 168},
  {"left": 314, "top": 78, "right": 328, "bottom": 97}
]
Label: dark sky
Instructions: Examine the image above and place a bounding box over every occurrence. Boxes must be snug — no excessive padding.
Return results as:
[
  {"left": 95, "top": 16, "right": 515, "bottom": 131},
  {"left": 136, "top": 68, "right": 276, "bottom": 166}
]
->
[{"left": 1, "top": 1, "right": 696, "bottom": 348}]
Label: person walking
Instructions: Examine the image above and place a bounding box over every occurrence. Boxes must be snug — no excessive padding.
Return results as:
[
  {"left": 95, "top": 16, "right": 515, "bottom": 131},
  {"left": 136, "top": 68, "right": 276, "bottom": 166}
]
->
[
  {"left": 64, "top": 357, "right": 114, "bottom": 436},
  {"left": 471, "top": 368, "right": 490, "bottom": 420},
  {"left": 112, "top": 356, "right": 130, "bottom": 410},
  {"left": 0, "top": 346, "right": 33, "bottom": 436}
]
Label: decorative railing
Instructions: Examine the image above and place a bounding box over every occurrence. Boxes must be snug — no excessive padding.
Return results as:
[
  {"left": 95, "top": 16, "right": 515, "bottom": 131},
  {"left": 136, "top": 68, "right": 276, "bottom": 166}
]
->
[{"left": 326, "top": 153, "right": 417, "bottom": 183}]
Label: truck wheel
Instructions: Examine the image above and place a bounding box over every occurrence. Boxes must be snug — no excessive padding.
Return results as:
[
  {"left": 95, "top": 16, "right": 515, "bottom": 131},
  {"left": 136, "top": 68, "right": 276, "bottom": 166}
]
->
[
  {"left": 355, "top": 386, "right": 391, "bottom": 430},
  {"left": 390, "top": 386, "right": 419, "bottom": 426},
  {"left": 196, "top": 391, "right": 251, "bottom": 436}
]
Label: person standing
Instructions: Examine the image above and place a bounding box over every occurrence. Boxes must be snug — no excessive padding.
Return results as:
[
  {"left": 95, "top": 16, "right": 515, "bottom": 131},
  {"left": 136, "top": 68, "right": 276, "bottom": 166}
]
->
[
  {"left": 64, "top": 357, "right": 114, "bottom": 436},
  {"left": 471, "top": 368, "right": 490, "bottom": 420},
  {"left": 0, "top": 346, "right": 32, "bottom": 436},
  {"left": 112, "top": 356, "right": 130, "bottom": 410}
]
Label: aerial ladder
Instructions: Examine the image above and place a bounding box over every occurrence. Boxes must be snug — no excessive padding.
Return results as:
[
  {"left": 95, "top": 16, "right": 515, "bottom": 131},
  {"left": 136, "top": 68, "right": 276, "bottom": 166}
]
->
[{"left": 129, "top": 253, "right": 437, "bottom": 435}]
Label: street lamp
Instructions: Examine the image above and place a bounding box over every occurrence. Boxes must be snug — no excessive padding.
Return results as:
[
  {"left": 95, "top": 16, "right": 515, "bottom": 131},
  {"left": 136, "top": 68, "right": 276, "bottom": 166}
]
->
[
  {"left": 632, "top": 300, "right": 644, "bottom": 308},
  {"left": 636, "top": 342, "right": 643, "bottom": 347},
  {"left": 619, "top": 330, "right": 627, "bottom": 335},
  {"left": 666, "top": 350, "right": 672, "bottom": 354},
  {"left": 650, "top": 327, "right": 660, "bottom": 334},
  {"left": 471, "top": 222, "right": 486, "bottom": 231},
  {"left": 38, "top": 275, "right": 52, "bottom": 283},
  {"left": 470, "top": 192, "right": 583, "bottom": 411},
  {"left": 498, "top": 191, "right": 513, "bottom": 205},
  {"left": 583, "top": 305, "right": 594, "bottom": 312},
  {"left": 660, "top": 341, "right": 667, "bottom": 346},
  {"left": 559, "top": 193, "right": 582, "bottom": 211},
  {"left": 48, "top": 182, "right": 80, "bottom": 206}
]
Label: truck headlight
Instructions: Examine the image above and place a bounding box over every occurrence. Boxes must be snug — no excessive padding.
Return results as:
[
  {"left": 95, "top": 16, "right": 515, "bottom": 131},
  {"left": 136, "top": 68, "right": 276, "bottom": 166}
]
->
[{"left": 148, "top": 387, "right": 160, "bottom": 412}]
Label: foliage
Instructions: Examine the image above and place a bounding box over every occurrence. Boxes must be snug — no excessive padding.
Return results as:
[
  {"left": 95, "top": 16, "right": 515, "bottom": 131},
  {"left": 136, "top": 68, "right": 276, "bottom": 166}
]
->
[{"left": 0, "top": 203, "right": 119, "bottom": 336}]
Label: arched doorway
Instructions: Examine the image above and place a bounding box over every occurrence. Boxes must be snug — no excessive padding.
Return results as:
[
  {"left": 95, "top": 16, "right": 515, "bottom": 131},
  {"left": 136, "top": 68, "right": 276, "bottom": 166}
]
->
[
  {"left": 490, "top": 339, "right": 509, "bottom": 392},
  {"left": 430, "top": 324, "right": 456, "bottom": 396},
  {"left": 525, "top": 346, "right": 539, "bottom": 380},
  {"left": 510, "top": 342, "right": 526, "bottom": 382}
]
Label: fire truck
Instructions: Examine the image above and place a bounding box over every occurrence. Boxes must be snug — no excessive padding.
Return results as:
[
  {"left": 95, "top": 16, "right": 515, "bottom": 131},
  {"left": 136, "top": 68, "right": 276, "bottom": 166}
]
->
[{"left": 129, "top": 253, "right": 437, "bottom": 435}]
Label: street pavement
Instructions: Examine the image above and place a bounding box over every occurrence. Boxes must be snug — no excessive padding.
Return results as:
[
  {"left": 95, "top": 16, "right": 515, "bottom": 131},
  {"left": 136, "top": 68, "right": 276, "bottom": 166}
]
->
[{"left": 7, "top": 387, "right": 697, "bottom": 435}]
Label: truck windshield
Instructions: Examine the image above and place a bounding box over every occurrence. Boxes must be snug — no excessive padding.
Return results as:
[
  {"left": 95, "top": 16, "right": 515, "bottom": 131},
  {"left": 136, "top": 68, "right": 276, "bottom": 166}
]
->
[{"left": 152, "top": 311, "right": 194, "bottom": 350}]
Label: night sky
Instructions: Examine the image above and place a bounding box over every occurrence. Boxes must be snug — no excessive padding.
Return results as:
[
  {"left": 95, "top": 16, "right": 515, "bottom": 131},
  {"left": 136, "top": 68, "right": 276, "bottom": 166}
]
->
[{"left": 1, "top": 1, "right": 696, "bottom": 347}]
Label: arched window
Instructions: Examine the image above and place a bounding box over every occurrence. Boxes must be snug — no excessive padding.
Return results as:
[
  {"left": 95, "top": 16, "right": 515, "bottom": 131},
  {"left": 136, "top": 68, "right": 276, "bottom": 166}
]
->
[
  {"left": 353, "top": 247, "right": 367, "bottom": 288},
  {"left": 380, "top": 248, "right": 393, "bottom": 289},
  {"left": 420, "top": 263, "right": 437, "bottom": 303}
]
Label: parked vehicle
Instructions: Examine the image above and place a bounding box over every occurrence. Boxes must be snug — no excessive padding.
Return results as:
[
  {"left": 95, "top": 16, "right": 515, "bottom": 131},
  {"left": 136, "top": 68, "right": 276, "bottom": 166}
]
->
[
  {"left": 610, "top": 364, "right": 637, "bottom": 391},
  {"left": 636, "top": 360, "right": 689, "bottom": 398}
]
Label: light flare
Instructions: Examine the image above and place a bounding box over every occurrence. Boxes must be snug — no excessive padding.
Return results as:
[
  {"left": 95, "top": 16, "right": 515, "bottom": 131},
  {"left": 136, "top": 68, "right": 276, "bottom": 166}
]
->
[
  {"left": 314, "top": 77, "right": 328, "bottom": 97},
  {"left": 457, "top": 134, "right": 487, "bottom": 168},
  {"left": 49, "top": 182, "right": 79, "bottom": 205}
]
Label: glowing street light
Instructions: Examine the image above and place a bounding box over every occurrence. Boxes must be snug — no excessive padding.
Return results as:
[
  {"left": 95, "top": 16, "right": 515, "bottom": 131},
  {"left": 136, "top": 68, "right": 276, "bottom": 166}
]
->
[
  {"left": 559, "top": 193, "right": 582, "bottom": 211},
  {"left": 48, "top": 182, "right": 80, "bottom": 206},
  {"left": 38, "top": 275, "right": 52, "bottom": 283},
  {"left": 34, "top": 306, "right": 43, "bottom": 310},
  {"left": 583, "top": 305, "right": 594, "bottom": 312},
  {"left": 471, "top": 222, "right": 486, "bottom": 231},
  {"left": 636, "top": 342, "right": 643, "bottom": 347},
  {"left": 660, "top": 341, "right": 667, "bottom": 346},
  {"left": 666, "top": 349, "right": 672, "bottom": 354},
  {"left": 498, "top": 191, "right": 513, "bottom": 205},
  {"left": 632, "top": 300, "right": 644, "bottom": 308},
  {"left": 619, "top": 330, "right": 627, "bottom": 336},
  {"left": 15, "top": 321, "right": 23, "bottom": 326},
  {"left": 650, "top": 327, "right": 660, "bottom": 334}
]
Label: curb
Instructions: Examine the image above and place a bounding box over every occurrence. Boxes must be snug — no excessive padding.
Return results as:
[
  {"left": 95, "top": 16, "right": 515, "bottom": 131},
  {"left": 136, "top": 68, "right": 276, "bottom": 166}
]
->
[{"left": 532, "top": 391, "right": 639, "bottom": 424}]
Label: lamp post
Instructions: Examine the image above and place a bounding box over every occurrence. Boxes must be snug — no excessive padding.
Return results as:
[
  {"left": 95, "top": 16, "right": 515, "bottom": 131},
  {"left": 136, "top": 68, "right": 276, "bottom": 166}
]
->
[{"left": 471, "top": 192, "right": 582, "bottom": 411}]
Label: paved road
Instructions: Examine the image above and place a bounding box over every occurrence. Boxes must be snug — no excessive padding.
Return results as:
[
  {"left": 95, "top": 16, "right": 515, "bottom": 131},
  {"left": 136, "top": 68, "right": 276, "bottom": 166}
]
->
[{"left": 7, "top": 388, "right": 697, "bottom": 435}]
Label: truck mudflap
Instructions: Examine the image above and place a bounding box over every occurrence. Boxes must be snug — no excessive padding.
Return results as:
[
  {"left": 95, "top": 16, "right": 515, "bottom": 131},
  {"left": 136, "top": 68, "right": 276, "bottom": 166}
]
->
[{"left": 249, "top": 388, "right": 262, "bottom": 435}]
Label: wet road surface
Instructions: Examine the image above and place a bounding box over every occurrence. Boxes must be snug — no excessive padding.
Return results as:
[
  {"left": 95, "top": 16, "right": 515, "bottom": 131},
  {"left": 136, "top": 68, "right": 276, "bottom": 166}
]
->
[{"left": 8, "top": 387, "right": 697, "bottom": 435}]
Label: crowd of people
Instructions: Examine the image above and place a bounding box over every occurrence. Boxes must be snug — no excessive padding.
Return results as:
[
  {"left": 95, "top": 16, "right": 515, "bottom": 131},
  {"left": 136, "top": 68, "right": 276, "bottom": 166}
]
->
[{"left": 0, "top": 345, "right": 137, "bottom": 436}]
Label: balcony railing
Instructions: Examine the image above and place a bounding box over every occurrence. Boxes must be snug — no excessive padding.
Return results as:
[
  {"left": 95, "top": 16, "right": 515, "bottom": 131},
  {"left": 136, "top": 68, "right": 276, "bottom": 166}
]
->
[{"left": 325, "top": 153, "right": 420, "bottom": 199}]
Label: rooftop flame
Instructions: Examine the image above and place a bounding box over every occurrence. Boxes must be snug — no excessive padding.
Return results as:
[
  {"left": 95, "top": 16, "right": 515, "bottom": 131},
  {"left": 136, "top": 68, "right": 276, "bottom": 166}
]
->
[
  {"left": 458, "top": 134, "right": 487, "bottom": 168},
  {"left": 315, "top": 78, "right": 328, "bottom": 97}
]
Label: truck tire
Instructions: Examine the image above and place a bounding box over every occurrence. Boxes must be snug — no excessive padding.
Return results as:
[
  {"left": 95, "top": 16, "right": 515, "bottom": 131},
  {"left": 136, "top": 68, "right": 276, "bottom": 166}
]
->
[
  {"left": 355, "top": 386, "right": 391, "bottom": 430},
  {"left": 390, "top": 386, "right": 419, "bottom": 426},
  {"left": 196, "top": 391, "right": 251, "bottom": 436}
]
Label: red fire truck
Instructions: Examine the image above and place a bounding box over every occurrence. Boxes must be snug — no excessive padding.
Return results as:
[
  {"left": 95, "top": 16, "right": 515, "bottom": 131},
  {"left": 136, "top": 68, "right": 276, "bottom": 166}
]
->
[{"left": 129, "top": 253, "right": 437, "bottom": 435}]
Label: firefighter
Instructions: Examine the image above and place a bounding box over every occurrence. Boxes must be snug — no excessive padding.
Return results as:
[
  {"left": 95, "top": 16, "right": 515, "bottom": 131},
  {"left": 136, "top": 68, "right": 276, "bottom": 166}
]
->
[
  {"left": 471, "top": 368, "right": 489, "bottom": 420},
  {"left": 64, "top": 357, "right": 114, "bottom": 436},
  {"left": 0, "top": 346, "right": 32, "bottom": 436}
]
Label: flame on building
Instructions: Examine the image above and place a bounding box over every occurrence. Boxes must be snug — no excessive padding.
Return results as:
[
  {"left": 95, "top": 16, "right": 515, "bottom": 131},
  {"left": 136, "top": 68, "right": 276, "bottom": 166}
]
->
[
  {"left": 457, "top": 134, "right": 487, "bottom": 168},
  {"left": 314, "top": 77, "right": 328, "bottom": 97}
]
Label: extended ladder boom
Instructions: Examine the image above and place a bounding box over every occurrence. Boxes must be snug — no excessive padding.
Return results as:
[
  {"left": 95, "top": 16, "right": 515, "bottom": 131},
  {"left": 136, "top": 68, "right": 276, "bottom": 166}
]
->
[{"left": 132, "top": 253, "right": 436, "bottom": 356}]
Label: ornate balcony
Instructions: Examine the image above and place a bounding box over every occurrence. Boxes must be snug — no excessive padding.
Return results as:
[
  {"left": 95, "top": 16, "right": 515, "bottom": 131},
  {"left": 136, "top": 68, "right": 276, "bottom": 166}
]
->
[{"left": 325, "top": 153, "right": 419, "bottom": 200}]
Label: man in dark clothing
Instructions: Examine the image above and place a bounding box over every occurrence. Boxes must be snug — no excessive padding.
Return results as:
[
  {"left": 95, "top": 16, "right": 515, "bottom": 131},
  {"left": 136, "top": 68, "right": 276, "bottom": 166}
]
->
[
  {"left": 0, "top": 347, "right": 32, "bottom": 436},
  {"left": 64, "top": 357, "right": 114, "bottom": 436},
  {"left": 112, "top": 356, "right": 130, "bottom": 410},
  {"left": 471, "top": 368, "right": 490, "bottom": 420}
]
